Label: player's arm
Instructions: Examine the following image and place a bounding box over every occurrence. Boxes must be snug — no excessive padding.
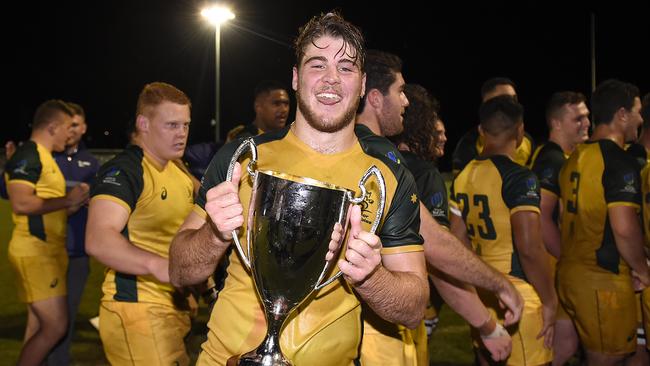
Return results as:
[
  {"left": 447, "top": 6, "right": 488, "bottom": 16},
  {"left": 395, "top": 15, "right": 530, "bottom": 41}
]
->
[
  {"left": 425, "top": 206, "right": 523, "bottom": 325},
  {"left": 86, "top": 198, "right": 169, "bottom": 282},
  {"left": 169, "top": 163, "right": 244, "bottom": 287},
  {"left": 539, "top": 190, "right": 561, "bottom": 259},
  {"left": 7, "top": 182, "right": 88, "bottom": 216},
  {"left": 511, "top": 210, "right": 557, "bottom": 347},
  {"left": 609, "top": 205, "right": 650, "bottom": 285},
  {"left": 338, "top": 205, "right": 428, "bottom": 329}
]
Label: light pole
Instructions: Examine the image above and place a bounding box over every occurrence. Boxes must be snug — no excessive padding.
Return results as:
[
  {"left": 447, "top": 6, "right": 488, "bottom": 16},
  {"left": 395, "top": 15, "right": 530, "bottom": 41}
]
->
[{"left": 201, "top": 5, "right": 235, "bottom": 142}]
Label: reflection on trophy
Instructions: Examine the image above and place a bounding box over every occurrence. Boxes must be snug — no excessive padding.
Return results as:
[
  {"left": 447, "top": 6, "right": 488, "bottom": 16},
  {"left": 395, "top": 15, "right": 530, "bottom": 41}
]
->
[{"left": 225, "top": 138, "right": 386, "bottom": 366}]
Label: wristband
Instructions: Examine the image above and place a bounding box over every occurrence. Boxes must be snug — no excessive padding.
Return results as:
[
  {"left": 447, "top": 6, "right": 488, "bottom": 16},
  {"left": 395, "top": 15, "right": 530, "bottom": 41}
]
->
[{"left": 480, "top": 322, "right": 509, "bottom": 340}]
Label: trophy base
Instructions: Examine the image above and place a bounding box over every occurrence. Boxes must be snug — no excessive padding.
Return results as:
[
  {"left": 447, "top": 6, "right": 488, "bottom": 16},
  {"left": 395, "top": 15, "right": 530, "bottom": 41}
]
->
[{"left": 226, "top": 350, "right": 292, "bottom": 366}]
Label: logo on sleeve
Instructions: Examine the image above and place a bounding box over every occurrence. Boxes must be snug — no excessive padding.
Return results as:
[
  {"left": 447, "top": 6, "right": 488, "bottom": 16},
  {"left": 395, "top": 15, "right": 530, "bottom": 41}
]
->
[
  {"left": 12, "top": 159, "right": 28, "bottom": 176},
  {"left": 621, "top": 173, "right": 638, "bottom": 194},
  {"left": 540, "top": 168, "right": 554, "bottom": 185},
  {"left": 386, "top": 151, "right": 401, "bottom": 164},
  {"left": 429, "top": 192, "right": 446, "bottom": 217},
  {"left": 101, "top": 168, "right": 122, "bottom": 186},
  {"left": 410, "top": 193, "right": 418, "bottom": 203},
  {"left": 525, "top": 177, "right": 540, "bottom": 198}
]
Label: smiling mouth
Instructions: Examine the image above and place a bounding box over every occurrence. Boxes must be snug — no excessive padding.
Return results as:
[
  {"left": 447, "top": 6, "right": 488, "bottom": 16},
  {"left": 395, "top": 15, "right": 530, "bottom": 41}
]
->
[{"left": 316, "top": 92, "right": 342, "bottom": 105}]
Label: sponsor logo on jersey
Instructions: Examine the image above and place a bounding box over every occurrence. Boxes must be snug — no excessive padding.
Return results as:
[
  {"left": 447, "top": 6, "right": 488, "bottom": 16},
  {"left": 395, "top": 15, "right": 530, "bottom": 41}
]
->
[
  {"left": 50, "top": 278, "right": 59, "bottom": 288},
  {"left": 161, "top": 187, "right": 168, "bottom": 200},
  {"left": 102, "top": 168, "right": 122, "bottom": 186}
]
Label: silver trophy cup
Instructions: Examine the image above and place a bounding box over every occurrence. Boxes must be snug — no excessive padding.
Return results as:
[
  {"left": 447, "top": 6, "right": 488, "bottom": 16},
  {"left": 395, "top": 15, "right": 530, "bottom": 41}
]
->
[{"left": 225, "top": 138, "right": 386, "bottom": 366}]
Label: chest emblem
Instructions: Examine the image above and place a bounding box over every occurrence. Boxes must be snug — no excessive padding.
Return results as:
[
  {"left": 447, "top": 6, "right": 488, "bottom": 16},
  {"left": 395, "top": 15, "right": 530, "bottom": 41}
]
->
[{"left": 161, "top": 187, "right": 168, "bottom": 200}]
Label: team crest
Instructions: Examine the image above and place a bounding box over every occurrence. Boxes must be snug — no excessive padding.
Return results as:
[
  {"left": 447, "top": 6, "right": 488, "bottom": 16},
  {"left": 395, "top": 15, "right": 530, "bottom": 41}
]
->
[{"left": 161, "top": 187, "right": 168, "bottom": 200}]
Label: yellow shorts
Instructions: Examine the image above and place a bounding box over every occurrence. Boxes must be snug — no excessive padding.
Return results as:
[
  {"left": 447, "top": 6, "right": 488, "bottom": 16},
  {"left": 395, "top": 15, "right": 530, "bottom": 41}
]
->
[
  {"left": 99, "top": 301, "right": 191, "bottom": 365},
  {"left": 8, "top": 251, "right": 68, "bottom": 303},
  {"left": 557, "top": 271, "right": 637, "bottom": 355},
  {"left": 475, "top": 278, "right": 553, "bottom": 366},
  {"left": 359, "top": 322, "right": 426, "bottom": 366}
]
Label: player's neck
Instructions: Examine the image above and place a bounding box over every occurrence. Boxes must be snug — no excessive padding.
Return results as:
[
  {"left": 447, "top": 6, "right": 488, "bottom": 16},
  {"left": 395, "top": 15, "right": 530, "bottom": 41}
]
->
[
  {"left": 292, "top": 115, "right": 357, "bottom": 154},
  {"left": 30, "top": 131, "right": 54, "bottom": 152},
  {"left": 591, "top": 124, "right": 625, "bottom": 148},
  {"left": 355, "top": 111, "right": 382, "bottom": 137},
  {"left": 548, "top": 132, "right": 575, "bottom": 155},
  {"left": 480, "top": 137, "right": 517, "bottom": 159},
  {"left": 137, "top": 140, "right": 169, "bottom": 169}
]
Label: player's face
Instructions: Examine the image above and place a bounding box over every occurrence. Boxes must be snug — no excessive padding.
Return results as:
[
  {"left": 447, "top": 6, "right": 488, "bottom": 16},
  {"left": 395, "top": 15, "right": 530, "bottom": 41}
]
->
[
  {"left": 141, "top": 101, "right": 191, "bottom": 162},
  {"left": 432, "top": 119, "right": 447, "bottom": 158},
  {"left": 51, "top": 112, "right": 73, "bottom": 152},
  {"left": 256, "top": 89, "right": 290, "bottom": 132},
  {"left": 378, "top": 72, "right": 409, "bottom": 137},
  {"left": 66, "top": 114, "right": 87, "bottom": 147},
  {"left": 293, "top": 35, "right": 365, "bottom": 133},
  {"left": 623, "top": 97, "right": 643, "bottom": 142},
  {"left": 558, "top": 102, "right": 590, "bottom": 145}
]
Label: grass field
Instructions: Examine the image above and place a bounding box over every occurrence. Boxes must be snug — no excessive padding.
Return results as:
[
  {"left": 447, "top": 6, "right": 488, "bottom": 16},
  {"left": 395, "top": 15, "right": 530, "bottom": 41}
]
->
[{"left": 0, "top": 199, "right": 475, "bottom": 365}]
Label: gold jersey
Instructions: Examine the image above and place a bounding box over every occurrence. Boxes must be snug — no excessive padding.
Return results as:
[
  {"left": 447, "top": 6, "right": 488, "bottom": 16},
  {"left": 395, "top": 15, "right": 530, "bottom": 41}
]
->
[
  {"left": 450, "top": 155, "right": 541, "bottom": 279},
  {"left": 5, "top": 141, "right": 67, "bottom": 256},
  {"left": 558, "top": 140, "right": 641, "bottom": 277},
  {"left": 90, "top": 145, "right": 194, "bottom": 306},
  {"left": 195, "top": 125, "right": 423, "bottom": 365}
]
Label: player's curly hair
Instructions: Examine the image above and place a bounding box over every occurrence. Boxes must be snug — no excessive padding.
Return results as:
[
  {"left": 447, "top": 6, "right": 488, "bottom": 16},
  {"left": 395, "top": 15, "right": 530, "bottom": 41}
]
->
[{"left": 391, "top": 84, "right": 438, "bottom": 161}]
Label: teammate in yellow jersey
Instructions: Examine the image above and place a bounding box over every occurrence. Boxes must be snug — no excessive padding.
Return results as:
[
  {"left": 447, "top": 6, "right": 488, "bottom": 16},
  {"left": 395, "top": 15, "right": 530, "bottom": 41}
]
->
[
  {"left": 356, "top": 50, "right": 521, "bottom": 364},
  {"left": 86, "top": 82, "right": 195, "bottom": 365},
  {"left": 5, "top": 100, "right": 89, "bottom": 365},
  {"left": 452, "top": 77, "right": 535, "bottom": 175},
  {"left": 529, "top": 91, "right": 590, "bottom": 365},
  {"left": 450, "top": 95, "right": 557, "bottom": 366},
  {"left": 169, "top": 12, "right": 428, "bottom": 365},
  {"left": 557, "top": 79, "right": 649, "bottom": 366}
]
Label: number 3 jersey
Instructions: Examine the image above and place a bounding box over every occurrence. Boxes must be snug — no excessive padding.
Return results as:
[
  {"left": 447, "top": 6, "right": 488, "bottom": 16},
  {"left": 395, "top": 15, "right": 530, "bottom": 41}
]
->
[
  {"left": 450, "top": 155, "right": 541, "bottom": 279},
  {"left": 558, "top": 140, "right": 641, "bottom": 276}
]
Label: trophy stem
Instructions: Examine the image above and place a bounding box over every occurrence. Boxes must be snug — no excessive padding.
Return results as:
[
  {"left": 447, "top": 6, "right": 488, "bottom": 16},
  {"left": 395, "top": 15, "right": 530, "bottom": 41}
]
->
[{"left": 237, "top": 304, "right": 292, "bottom": 366}]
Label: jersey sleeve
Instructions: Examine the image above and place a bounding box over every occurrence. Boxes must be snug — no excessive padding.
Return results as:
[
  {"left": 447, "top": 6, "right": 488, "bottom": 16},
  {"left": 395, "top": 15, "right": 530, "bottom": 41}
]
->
[
  {"left": 379, "top": 168, "right": 424, "bottom": 253},
  {"left": 90, "top": 148, "right": 144, "bottom": 213},
  {"left": 530, "top": 148, "right": 564, "bottom": 197},
  {"left": 5, "top": 143, "right": 42, "bottom": 186},
  {"left": 603, "top": 156, "right": 641, "bottom": 207},
  {"left": 502, "top": 167, "right": 541, "bottom": 213},
  {"left": 416, "top": 168, "right": 450, "bottom": 227}
]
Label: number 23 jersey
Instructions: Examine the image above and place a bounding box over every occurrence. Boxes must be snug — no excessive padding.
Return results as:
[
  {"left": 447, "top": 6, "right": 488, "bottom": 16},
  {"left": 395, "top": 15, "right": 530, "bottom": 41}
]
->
[{"left": 450, "top": 155, "right": 541, "bottom": 279}]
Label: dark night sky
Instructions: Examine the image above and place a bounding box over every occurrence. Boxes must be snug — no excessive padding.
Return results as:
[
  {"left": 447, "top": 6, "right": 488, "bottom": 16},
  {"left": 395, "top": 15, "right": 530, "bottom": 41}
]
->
[{"left": 5, "top": 1, "right": 650, "bottom": 171}]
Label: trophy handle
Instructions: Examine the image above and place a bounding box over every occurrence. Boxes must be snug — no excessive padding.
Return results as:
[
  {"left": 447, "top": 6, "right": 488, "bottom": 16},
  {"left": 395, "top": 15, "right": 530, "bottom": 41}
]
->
[
  {"left": 315, "top": 165, "right": 386, "bottom": 290},
  {"left": 225, "top": 137, "right": 258, "bottom": 270}
]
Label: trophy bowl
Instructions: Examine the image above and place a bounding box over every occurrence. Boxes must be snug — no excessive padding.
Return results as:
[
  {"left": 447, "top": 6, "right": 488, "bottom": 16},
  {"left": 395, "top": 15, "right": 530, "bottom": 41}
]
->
[{"left": 226, "top": 138, "right": 385, "bottom": 366}]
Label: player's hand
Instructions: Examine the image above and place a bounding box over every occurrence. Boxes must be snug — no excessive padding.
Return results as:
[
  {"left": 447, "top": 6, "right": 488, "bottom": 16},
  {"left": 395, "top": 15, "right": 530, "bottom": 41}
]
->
[
  {"left": 325, "top": 222, "right": 344, "bottom": 262},
  {"left": 66, "top": 182, "right": 90, "bottom": 207},
  {"left": 338, "top": 205, "right": 382, "bottom": 285},
  {"left": 495, "top": 280, "right": 524, "bottom": 326},
  {"left": 537, "top": 303, "right": 556, "bottom": 349},
  {"left": 632, "top": 267, "right": 650, "bottom": 291},
  {"left": 480, "top": 323, "right": 512, "bottom": 362},
  {"left": 204, "top": 162, "right": 244, "bottom": 243}
]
